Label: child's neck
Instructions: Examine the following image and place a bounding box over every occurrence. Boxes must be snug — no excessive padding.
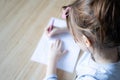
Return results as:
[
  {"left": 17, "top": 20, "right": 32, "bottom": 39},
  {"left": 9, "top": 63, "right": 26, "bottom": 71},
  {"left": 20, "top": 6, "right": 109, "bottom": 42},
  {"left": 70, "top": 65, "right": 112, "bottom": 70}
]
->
[{"left": 93, "top": 47, "right": 119, "bottom": 64}]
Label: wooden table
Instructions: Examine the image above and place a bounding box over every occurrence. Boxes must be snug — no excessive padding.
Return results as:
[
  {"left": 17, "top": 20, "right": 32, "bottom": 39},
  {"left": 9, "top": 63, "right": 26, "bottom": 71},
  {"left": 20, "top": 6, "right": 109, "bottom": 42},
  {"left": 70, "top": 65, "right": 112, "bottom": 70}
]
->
[{"left": 0, "top": 0, "right": 81, "bottom": 80}]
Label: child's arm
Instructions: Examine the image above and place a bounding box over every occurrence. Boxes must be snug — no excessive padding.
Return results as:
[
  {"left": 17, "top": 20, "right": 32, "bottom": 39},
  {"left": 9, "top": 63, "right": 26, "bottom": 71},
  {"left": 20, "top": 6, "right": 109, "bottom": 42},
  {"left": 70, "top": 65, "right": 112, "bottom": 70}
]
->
[
  {"left": 45, "top": 58, "right": 57, "bottom": 78},
  {"left": 44, "top": 40, "right": 67, "bottom": 80}
]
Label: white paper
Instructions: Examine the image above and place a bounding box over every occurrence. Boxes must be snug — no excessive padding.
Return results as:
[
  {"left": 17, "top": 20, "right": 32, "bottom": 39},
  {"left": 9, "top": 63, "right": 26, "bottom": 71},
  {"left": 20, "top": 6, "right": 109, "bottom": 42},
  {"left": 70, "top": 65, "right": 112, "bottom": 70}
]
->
[{"left": 31, "top": 17, "right": 80, "bottom": 73}]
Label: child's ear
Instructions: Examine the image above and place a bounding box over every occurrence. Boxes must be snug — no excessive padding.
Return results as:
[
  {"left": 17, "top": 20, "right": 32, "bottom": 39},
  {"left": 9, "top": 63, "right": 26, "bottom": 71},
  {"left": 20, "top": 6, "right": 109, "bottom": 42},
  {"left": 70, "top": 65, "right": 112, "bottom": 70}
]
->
[{"left": 82, "top": 35, "right": 91, "bottom": 47}]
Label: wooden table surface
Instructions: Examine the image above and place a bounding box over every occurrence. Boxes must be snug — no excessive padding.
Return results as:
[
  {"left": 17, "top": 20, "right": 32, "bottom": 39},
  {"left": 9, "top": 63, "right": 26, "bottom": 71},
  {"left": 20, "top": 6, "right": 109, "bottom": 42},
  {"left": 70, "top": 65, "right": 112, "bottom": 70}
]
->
[{"left": 0, "top": 0, "right": 80, "bottom": 80}]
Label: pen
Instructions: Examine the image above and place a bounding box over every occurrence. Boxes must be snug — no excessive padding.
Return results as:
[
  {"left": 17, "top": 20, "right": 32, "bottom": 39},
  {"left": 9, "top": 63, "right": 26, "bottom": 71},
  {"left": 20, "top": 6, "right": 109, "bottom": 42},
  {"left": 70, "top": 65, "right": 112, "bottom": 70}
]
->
[{"left": 47, "top": 19, "right": 54, "bottom": 32}]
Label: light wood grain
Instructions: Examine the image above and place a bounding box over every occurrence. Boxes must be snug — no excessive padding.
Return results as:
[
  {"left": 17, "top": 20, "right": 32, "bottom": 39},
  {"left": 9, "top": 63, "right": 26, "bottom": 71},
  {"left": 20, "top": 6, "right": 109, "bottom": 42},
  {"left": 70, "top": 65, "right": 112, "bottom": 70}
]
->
[{"left": 0, "top": 0, "right": 79, "bottom": 80}]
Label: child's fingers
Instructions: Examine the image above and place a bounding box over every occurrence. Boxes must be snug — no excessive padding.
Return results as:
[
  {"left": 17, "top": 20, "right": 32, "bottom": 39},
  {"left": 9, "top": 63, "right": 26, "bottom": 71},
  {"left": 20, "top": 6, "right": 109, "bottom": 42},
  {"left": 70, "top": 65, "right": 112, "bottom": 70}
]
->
[
  {"left": 44, "top": 26, "right": 50, "bottom": 32},
  {"left": 55, "top": 39, "right": 62, "bottom": 48},
  {"left": 57, "top": 39, "right": 61, "bottom": 46},
  {"left": 58, "top": 40, "right": 63, "bottom": 50},
  {"left": 53, "top": 39, "right": 62, "bottom": 50},
  {"left": 45, "top": 19, "right": 54, "bottom": 30},
  {"left": 52, "top": 39, "right": 57, "bottom": 48},
  {"left": 62, "top": 50, "right": 68, "bottom": 56},
  {"left": 44, "top": 25, "right": 53, "bottom": 31},
  {"left": 63, "top": 50, "right": 68, "bottom": 54},
  {"left": 45, "top": 26, "right": 58, "bottom": 37},
  {"left": 55, "top": 39, "right": 58, "bottom": 46},
  {"left": 51, "top": 43, "right": 54, "bottom": 48}
]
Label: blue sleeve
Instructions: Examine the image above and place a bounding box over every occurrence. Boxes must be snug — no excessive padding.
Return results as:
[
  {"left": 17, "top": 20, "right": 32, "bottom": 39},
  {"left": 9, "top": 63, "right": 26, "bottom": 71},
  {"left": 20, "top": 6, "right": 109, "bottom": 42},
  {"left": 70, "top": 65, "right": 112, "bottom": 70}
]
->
[
  {"left": 43, "top": 74, "right": 58, "bottom": 80},
  {"left": 76, "top": 73, "right": 110, "bottom": 80},
  {"left": 76, "top": 74, "right": 100, "bottom": 80}
]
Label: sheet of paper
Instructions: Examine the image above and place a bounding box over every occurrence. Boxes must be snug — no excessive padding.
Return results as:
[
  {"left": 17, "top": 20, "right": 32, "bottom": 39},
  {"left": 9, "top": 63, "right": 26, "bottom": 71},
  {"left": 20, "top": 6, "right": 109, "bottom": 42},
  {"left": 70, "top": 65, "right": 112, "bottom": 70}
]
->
[{"left": 31, "top": 17, "right": 80, "bottom": 73}]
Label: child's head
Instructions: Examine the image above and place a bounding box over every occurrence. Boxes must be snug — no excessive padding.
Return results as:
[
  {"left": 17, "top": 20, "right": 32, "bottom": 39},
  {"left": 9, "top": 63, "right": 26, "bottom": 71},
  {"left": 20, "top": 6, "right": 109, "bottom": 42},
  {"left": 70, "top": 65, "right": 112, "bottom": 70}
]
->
[{"left": 63, "top": 0, "right": 120, "bottom": 51}]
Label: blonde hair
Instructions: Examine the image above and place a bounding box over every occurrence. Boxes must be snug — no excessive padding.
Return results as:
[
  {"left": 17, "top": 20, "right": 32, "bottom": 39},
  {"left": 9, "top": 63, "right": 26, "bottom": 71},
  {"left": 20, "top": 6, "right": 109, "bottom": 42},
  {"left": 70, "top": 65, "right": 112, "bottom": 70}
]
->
[{"left": 64, "top": 0, "right": 120, "bottom": 48}]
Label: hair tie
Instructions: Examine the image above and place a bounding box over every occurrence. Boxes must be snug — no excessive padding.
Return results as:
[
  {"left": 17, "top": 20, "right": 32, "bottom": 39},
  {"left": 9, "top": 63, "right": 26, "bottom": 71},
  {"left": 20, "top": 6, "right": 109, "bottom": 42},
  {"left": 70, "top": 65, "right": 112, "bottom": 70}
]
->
[{"left": 62, "top": 7, "right": 71, "bottom": 19}]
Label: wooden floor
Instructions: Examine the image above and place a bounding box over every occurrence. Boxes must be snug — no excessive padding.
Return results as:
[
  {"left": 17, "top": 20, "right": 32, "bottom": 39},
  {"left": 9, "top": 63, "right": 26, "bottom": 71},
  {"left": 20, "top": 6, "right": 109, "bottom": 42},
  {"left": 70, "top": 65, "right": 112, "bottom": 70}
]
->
[{"left": 0, "top": 0, "right": 77, "bottom": 80}]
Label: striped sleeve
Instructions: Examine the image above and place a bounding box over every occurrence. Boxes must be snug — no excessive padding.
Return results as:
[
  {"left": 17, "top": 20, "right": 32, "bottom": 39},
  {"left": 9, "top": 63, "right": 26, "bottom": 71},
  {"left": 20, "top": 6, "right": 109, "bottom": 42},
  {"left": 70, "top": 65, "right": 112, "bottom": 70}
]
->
[
  {"left": 76, "top": 74, "right": 99, "bottom": 80},
  {"left": 43, "top": 74, "right": 58, "bottom": 80}
]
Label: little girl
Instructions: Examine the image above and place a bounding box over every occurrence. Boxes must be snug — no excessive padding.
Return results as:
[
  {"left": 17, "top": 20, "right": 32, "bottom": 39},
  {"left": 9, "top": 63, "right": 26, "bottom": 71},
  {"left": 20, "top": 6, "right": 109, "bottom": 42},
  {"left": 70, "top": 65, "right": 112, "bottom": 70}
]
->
[{"left": 44, "top": 0, "right": 120, "bottom": 80}]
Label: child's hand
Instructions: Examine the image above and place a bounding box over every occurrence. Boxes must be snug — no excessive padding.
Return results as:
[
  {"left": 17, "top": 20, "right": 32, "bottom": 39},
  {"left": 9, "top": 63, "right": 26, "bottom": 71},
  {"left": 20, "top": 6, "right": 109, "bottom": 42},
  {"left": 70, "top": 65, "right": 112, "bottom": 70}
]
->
[
  {"left": 45, "top": 26, "right": 63, "bottom": 37},
  {"left": 48, "top": 39, "right": 68, "bottom": 63},
  {"left": 45, "top": 20, "right": 68, "bottom": 37}
]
